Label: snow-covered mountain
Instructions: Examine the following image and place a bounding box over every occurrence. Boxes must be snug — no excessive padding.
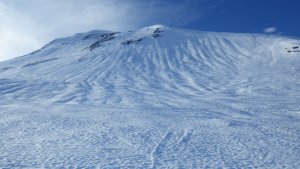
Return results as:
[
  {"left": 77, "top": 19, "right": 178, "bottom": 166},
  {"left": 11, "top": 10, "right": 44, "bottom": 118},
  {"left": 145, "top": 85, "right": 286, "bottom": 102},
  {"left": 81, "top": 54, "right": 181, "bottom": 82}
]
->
[
  {"left": 1, "top": 25, "right": 300, "bottom": 108},
  {"left": 1, "top": 25, "right": 300, "bottom": 168}
]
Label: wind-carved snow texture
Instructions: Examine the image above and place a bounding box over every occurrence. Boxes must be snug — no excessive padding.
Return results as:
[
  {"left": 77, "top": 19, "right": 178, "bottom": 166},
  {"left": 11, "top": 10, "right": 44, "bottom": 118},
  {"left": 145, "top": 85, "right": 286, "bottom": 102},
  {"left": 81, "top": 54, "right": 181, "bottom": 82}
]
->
[{"left": 0, "top": 25, "right": 300, "bottom": 168}]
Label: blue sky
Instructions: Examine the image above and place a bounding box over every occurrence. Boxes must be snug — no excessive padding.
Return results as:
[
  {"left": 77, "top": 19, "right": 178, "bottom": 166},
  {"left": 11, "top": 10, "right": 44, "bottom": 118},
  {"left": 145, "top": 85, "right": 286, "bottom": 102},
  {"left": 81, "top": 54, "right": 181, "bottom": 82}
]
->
[
  {"left": 0, "top": 0, "right": 299, "bottom": 61},
  {"left": 185, "top": 0, "right": 300, "bottom": 36}
]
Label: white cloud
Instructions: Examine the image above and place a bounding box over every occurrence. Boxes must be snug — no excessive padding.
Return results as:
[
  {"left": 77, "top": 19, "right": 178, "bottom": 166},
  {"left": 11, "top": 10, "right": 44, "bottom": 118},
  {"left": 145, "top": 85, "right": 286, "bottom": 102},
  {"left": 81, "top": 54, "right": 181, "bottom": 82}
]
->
[
  {"left": 0, "top": 0, "right": 223, "bottom": 61},
  {"left": 0, "top": 0, "right": 136, "bottom": 61},
  {"left": 263, "top": 27, "right": 277, "bottom": 34}
]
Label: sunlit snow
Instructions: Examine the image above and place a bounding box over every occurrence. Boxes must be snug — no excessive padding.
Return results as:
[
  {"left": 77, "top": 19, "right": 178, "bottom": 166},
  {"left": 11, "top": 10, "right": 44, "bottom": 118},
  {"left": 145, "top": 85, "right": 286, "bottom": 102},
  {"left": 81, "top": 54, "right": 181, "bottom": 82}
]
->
[{"left": 0, "top": 25, "right": 300, "bottom": 168}]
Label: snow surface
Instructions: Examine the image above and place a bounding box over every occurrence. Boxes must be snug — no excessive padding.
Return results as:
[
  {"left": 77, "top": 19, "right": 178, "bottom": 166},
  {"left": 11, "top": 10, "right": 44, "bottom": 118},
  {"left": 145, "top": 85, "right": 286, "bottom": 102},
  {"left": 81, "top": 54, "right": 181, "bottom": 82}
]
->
[{"left": 1, "top": 25, "right": 300, "bottom": 168}]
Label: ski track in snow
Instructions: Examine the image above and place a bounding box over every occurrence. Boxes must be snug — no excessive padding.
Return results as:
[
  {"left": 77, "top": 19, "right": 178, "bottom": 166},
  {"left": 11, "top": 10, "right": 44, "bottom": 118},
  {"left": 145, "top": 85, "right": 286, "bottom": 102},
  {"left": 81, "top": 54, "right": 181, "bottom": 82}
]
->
[{"left": 0, "top": 25, "right": 300, "bottom": 168}]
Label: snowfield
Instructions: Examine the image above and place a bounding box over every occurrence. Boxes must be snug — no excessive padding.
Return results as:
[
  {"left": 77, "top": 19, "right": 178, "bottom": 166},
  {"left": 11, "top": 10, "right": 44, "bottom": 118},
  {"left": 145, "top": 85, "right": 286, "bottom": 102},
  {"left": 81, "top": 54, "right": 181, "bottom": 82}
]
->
[{"left": 0, "top": 25, "right": 300, "bottom": 168}]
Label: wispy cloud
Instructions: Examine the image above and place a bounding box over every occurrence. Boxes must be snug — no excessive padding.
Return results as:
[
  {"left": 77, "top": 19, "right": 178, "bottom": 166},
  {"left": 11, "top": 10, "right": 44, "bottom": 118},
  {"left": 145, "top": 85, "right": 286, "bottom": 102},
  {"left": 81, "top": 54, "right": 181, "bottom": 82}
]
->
[
  {"left": 0, "top": 2, "right": 40, "bottom": 61},
  {"left": 263, "top": 27, "right": 277, "bottom": 33},
  {"left": 0, "top": 0, "right": 135, "bottom": 61},
  {"left": 0, "top": 0, "right": 223, "bottom": 61}
]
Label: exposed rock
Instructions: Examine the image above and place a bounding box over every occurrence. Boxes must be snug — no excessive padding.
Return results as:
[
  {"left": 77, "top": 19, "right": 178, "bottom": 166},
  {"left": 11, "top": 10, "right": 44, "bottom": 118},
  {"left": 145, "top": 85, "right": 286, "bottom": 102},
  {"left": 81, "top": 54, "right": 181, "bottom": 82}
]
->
[
  {"left": 22, "top": 58, "right": 58, "bottom": 68},
  {"left": 88, "top": 33, "right": 118, "bottom": 51},
  {"left": 152, "top": 28, "right": 163, "bottom": 38},
  {"left": 1, "top": 67, "right": 14, "bottom": 72},
  {"left": 121, "top": 38, "right": 144, "bottom": 45},
  {"left": 286, "top": 46, "right": 300, "bottom": 53},
  {"left": 83, "top": 34, "right": 102, "bottom": 40}
]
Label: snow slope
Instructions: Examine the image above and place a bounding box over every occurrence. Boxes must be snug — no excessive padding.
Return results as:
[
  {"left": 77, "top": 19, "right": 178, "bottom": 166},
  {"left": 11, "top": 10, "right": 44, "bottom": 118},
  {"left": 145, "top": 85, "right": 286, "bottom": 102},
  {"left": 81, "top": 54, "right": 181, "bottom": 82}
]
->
[{"left": 1, "top": 25, "right": 300, "bottom": 168}]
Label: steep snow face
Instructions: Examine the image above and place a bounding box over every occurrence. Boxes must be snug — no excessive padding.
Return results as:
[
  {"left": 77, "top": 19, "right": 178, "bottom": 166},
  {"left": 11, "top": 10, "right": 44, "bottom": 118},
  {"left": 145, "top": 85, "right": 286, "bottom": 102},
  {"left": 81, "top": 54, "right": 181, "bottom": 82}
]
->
[
  {"left": 1, "top": 26, "right": 300, "bottom": 168},
  {"left": 0, "top": 25, "right": 299, "bottom": 108}
]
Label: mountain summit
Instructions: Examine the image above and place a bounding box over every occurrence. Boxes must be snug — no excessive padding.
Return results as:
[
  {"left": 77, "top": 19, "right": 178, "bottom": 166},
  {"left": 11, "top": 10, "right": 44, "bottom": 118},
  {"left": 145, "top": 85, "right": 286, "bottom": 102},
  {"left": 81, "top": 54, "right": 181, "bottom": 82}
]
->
[{"left": 1, "top": 26, "right": 300, "bottom": 168}]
